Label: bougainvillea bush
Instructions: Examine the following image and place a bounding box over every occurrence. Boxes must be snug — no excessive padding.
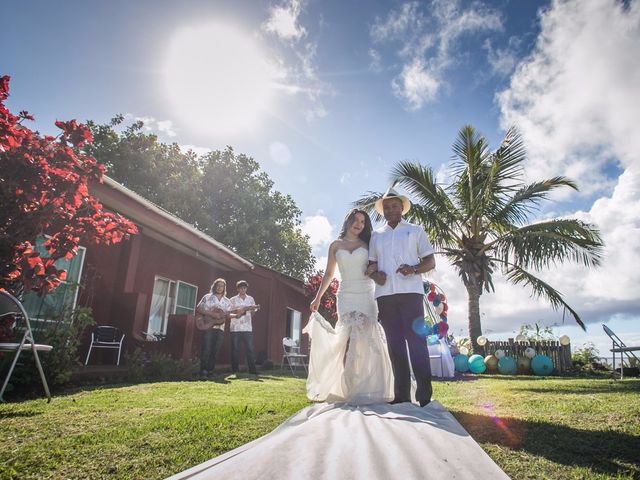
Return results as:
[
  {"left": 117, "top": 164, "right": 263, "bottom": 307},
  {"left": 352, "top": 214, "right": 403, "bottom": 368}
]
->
[
  {"left": 304, "top": 272, "right": 339, "bottom": 323},
  {"left": 0, "top": 75, "right": 137, "bottom": 297}
]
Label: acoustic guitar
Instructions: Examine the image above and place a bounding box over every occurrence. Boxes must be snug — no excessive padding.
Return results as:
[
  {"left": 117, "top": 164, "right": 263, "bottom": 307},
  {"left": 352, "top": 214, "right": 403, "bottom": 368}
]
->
[{"left": 195, "top": 309, "right": 227, "bottom": 331}]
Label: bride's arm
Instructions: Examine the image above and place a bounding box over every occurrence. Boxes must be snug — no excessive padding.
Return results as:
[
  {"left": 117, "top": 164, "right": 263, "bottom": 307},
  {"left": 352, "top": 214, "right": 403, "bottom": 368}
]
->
[{"left": 310, "top": 242, "right": 338, "bottom": 312}]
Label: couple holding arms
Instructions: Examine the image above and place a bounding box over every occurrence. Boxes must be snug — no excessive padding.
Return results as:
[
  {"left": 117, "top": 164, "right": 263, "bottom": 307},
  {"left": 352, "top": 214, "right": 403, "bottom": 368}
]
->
[
  {"left": 196, "top": 279, "right": 260, "bottom": 376},
  {"left": 307, "top": 188, "right": 436, "bottom": 406}
]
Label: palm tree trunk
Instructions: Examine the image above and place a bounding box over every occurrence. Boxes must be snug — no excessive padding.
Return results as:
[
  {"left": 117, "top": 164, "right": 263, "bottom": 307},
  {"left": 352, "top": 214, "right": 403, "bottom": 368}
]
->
[{"left": 466, "top": 281, "right": 483, "bottom": 352}]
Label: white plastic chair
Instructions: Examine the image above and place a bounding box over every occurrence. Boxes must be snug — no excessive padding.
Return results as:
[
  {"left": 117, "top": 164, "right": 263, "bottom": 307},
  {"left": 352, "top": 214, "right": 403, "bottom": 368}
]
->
[
  {"left": 84, "top": 326, "right": 125, "bottom": 366},
  {"left": 281, "top": 337, "right": 308, "bottom": 376},
  {"left": 0, "top": 290, "right": 53, "bottom": 402}
]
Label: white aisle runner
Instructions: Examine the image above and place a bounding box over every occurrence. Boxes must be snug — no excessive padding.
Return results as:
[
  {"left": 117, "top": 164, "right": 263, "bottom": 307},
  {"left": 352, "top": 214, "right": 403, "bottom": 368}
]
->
[{"left": 167, "top": 401, "right": 509, "bottom": 480}]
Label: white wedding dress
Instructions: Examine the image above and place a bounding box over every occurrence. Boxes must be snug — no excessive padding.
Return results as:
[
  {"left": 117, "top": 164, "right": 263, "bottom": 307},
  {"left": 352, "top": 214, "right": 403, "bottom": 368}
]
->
[{"left": 304, "top": 247, "right": 394, "bottom": 404}]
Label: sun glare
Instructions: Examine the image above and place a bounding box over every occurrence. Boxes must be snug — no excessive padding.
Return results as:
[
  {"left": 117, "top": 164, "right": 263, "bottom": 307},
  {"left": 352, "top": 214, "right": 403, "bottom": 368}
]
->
[{"left": 164, "top": 23, "right": 276, "bottom": 137}]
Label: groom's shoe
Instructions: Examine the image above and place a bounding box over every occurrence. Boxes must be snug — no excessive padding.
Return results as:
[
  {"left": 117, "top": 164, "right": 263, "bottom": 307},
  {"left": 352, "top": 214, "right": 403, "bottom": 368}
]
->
[
  {"left": 389, "top": 397, "right": 410, "bottom": 405},
  {"left": 419, "top": 399, "right": 432, "bottom": 407}
]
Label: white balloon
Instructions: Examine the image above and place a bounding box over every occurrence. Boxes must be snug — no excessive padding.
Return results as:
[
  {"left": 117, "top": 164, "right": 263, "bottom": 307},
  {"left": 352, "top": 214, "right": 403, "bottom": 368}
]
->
[
  {"left": 494, "top": 349, "right": 505, "bottom": 359},
  {"left": 515, "top": 334, "right": 526, "bottom": 342},
  {"left": 459, "top": 346, "right": 469, "bottom": 355},
  {"left": 436, "top": 303, "right": 444, "bottom": 315},
  {"left": 524, "top": 347, "right": 536, "bottom": 359},
  {"left": 559, "top": 335, "right": 571, "bottom": 346},
  {"left": 477, "top": 336, "right": 487, "bottom": 346}
]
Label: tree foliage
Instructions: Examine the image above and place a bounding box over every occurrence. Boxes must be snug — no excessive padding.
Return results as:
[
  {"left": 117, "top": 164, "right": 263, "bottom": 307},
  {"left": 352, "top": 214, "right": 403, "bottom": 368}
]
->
[
  {"left": 87, "top": 117, "right": 315, "bottom": 279},
  {"left": 356, "top": 125, "right": 604, "bottom": 348},
  {"left": 0, "top": 76, "right": 138, "bottom": 296}
]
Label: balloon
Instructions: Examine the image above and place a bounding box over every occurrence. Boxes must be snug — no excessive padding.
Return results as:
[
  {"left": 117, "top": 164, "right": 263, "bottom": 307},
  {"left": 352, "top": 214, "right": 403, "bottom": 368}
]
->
[
  {"left": 433, "top": 298, "right": 441, "bottom": 307},
  {"left": 427, "top": 292, "right": 436, "bottom": 302},
  {"left": 440, "top": 294, "right": 446, "bottom": 302},
  {"left": 517, "top": 356, "right": 531, "bottom": 374},
  {"left": 459, "top": 346, "right": 469, "bottom": 356},
  {"left": 454, "top": 354, "right": 470, "bottom": 372},
  {"left": 427, "top": 334, "right": 440, "bottom": 345},
  {"left": 498, "top": 356, "right": 517, "bottom": 375},
  {"left": 515, "top": 334, "right": 526, "bottom": 342},
  {"left": 484, "top": 355, "right": 498, "bottom": 373},
  {"left": 469, "top": 354, "right": 486, "bottom": 374},
  {"left": 559, "top": 335, "right": 570, "bottom": 346},
  {"left": 494, "top": 349, "right": 506, "bottom": 359},
  {"left": 531, "top": 355, "right": 554, "bottom": 376},
  {"left": 477, "top": 336, "right": 487, "bottom": 346},
  {"left": 524, "top": 347, "right": 536, "bottom": 359},
  {"left": 437, "top": 322, "right": 449, "bottom": 336},
  {"left": 435, "top": 303, "right": 444, "bottom": 315}
]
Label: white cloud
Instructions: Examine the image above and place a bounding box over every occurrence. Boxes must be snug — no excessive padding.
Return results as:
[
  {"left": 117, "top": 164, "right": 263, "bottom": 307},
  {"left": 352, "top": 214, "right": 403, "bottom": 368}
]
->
[
  {"left": 497, "top": 0, "right": 640, "bottom": 195},
  {"left": 371, "top": 0, "right": 502, "bottom": 110},
  {"left": 262, "top": 0, "right": 332, "bottom": 121},
  {"left": 368, "top": 48, "right": 383, "bottom": 73},
  {"left": 124, "top": 113, "right": 178, "bottom": 138},
  {"left": 483, "top": 37, "right": 521, "bottom": 77},
  {"left": 339, "top": 172, "right": 351, "bottom": 184},
  {"left": 262, "top": 0, "right": 307, "bottom": 41},
  {"left": 178, "top": 144, "right": 211, "bottom": 157},
  {"left": 269, "top": 141, "right": 292, "bottom": 165},
  {"left": 300, "top": 214, "right": 334, "bottom": 249},
  {"left": 391, "top": 58, "right": 440, "bottom": 110}
]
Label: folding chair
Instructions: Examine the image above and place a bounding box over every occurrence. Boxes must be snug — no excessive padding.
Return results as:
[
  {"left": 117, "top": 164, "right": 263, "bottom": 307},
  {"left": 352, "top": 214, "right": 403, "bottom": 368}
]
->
[
  {"left": 85, "top": 326, "right": 125, "bottom": 366},
  {"left": 603, "top": 324, "right": 640, "bottom": 380},
  {"left": 281, "top": 337, "right": 308, "bottom": 376},
  {"left": 0, "top": 290, "right": 53, "bottom": 402}
]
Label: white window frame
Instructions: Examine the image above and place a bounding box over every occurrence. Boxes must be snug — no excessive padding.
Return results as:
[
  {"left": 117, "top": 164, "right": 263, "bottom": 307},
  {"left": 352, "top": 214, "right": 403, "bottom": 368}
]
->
[
  {"left": 174, "top": 280, "right": 198, "bottom": 315},
  {"left": 286, "top": 308, "right": 302, "bottom": 345},
  {"left": 23, "top": 237, "right": 86, "bottom": 322},
  {"left": 147, "top": 275, "right": 176, "bottom": 336}
]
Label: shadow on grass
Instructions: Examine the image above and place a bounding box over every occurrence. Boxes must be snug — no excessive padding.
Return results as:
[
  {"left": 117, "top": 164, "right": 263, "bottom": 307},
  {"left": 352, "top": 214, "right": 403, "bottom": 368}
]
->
[
  {"left": 451, "top": 410, "right": 640, "bottom": 477},
  {"left": 516, "top": 381, "right": 640, "bottom": 395}
]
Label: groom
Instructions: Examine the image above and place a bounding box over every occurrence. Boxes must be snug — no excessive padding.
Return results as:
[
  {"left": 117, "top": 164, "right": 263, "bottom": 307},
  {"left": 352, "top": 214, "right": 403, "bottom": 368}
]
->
[{"left": 368, "top": 187, "right": 436, "bottom": 407}]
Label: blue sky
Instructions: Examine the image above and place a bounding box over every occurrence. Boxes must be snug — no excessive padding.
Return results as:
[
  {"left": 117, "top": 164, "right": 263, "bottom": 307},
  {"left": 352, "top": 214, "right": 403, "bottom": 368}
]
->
[{"left": 4, "top": 0, "right": 640, "bottom": 358}]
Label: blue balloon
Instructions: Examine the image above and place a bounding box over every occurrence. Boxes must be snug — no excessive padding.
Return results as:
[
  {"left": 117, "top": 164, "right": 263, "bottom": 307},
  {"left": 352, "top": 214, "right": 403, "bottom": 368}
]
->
[
  {"left": 531, "top": 354, "right": 554, "bottom": 376},
  {"left": 454, "top": 354, "right": 470, "bottom": 372},
  {"left": 411, "top": 318, "right": 429, "bottom": 336},
  {"left": 497, "top": 356, "right": 517, "bottom": 375},
  {"left": 468, "top": 354, "right": 486, "bottom": 374},
  {"left": 427, "top": 334, "right": 440, "bottom": 345}
]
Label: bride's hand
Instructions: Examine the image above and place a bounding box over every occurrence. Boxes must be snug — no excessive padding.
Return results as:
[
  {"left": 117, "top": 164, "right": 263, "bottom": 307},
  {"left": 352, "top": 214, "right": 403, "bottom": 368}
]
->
[
  {"left": 310, "top": 298, "right": 320, "bottom": 312},
  {"left": 365, "top": 263, "right": 378, "bottom": 276}
]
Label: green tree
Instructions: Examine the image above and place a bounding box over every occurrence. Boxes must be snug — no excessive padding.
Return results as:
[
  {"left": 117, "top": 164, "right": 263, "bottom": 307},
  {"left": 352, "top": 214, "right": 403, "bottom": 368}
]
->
[
  {"left": 87, "top": 117, "right": 314, "bottom": 279},
  {"left": 356, "top": 125, "right": 604, "bottom": 349}
]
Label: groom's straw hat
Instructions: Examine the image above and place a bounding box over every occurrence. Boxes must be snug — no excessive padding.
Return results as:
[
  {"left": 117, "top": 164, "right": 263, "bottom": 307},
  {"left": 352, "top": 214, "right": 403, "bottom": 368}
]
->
[{"left": 374, "top": 186, "right": 411, "bottom": 215}]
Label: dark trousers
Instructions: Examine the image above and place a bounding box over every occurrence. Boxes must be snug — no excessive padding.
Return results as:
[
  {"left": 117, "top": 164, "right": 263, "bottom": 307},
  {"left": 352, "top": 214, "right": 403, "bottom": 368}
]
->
[
  {"left": 377, "top": 293, "right": 432, "bottom": 405},
  {"left": 231, "top": 332, "right": 257, "bottom": 374},
  {"left": 201, "top": 329, "right": 224, "bottom": 373}
]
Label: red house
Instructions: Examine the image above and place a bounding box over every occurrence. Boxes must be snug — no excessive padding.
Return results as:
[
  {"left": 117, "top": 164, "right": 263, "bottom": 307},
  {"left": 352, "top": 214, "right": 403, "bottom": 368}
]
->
[{"left": 23, "top": 176, "right": 310, "bottom": 370}]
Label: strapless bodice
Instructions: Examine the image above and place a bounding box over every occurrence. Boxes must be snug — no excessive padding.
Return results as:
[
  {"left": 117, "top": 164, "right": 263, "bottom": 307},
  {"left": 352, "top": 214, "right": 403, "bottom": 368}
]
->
[{"left": 335, "top": 247, "right": 374, "bottom": 293}]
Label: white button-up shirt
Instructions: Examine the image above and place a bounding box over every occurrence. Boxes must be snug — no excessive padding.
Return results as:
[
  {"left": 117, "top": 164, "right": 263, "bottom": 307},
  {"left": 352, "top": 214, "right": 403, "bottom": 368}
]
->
[
  {"left": 197, "top": 293, "right": 231, "bottom": 331},
  {"left": 229, "top": 294, "right": 256, "bottom": 332},
  {"left": 369, "top": 219, "right": 434, "bottom": 298}
]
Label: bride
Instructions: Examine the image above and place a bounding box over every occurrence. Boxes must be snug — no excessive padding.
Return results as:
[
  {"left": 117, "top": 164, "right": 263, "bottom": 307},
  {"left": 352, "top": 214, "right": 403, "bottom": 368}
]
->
[{"left": 305, "top": 208, "right": 394, "bottom": 404}]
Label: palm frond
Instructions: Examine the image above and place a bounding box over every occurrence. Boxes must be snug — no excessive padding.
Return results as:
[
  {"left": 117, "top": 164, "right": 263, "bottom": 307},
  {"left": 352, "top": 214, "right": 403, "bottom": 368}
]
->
[
  {"left": 491, "top": 219, "right": 604, "bottom": 270},
  {"left": 353, "top": 191, "right": 385, "bottom": 223},
  {"left": 491, "top": 177, "right": 579, "bottom": 226},
  {"left": 390, "top": 161, "right": 462, "bottom": 237},
  {"left": 501, "top": 262, "right": 585, "bottom": 330}
]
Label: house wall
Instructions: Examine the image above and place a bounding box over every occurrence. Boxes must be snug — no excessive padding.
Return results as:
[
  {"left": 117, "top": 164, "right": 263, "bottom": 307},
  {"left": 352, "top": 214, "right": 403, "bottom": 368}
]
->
[{"left": 81, "top": 230, "right": 309, "bottom": 367}]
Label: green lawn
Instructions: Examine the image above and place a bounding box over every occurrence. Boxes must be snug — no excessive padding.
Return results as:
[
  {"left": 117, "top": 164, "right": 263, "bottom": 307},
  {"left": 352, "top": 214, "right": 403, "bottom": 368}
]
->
[{"left": 1, "top": 373, "right": 638, "bottom": 479}]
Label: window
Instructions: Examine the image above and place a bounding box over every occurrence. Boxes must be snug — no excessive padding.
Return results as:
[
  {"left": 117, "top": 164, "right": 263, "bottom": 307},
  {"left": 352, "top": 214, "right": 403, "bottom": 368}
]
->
[
  {"left": 286, "top": 308, "right": 302, "bottom": 344},
  {"left": 22, "top": 237, "right": 86, "bottom": 321},
  {"left": 147, "top": 276, "right": 176, "bottom": 336},
  {"left": 175, "top": 281, "right": 198, "bottom": 315}
]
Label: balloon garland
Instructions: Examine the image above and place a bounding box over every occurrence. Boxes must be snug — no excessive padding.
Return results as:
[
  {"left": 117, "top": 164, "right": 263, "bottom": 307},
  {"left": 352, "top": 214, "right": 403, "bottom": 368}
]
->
[{"left": 423, "top": 281, "right": 449, "bottom": 338}]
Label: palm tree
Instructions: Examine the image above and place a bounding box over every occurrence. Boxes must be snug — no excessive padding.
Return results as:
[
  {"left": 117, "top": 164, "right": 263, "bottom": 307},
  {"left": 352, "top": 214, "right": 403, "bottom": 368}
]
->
[{"left": 356, "top": 125, "right": 604, "bottom": 349}]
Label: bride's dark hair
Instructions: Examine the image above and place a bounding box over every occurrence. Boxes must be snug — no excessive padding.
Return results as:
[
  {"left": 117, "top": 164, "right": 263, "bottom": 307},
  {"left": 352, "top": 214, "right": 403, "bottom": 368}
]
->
[{"left": 338, "top": 209, "right": 373, "bottom": 244}]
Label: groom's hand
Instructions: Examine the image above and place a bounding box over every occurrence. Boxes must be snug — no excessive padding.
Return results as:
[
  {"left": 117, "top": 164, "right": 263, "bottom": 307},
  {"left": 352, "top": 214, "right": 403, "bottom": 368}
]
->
[{"left": 370, "top": 271, "right": 387, "bottom": 285}]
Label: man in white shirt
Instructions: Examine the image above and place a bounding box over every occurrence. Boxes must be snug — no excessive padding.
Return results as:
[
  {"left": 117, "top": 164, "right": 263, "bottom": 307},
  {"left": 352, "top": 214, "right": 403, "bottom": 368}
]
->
[
  {"left": 368, "top": 187, "right": 436, "bottom": 407},
  {"left": 229, "top": 280, "right": 260, "bottom": 374}
]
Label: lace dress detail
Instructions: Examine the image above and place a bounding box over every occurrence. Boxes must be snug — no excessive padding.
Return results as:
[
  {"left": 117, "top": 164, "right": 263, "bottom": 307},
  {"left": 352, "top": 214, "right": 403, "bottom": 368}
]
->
[{"left": 304, "top": 247, "right": 394, "bottom": 404}]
